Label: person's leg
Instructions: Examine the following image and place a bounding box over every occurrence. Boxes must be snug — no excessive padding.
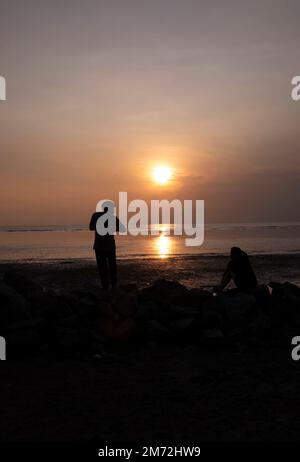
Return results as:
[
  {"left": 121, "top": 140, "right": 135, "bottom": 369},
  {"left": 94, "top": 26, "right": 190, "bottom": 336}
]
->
[
  {"left": 95, "top": 251, "right": 109, "bottom": 290},
  {"left": 108, "top": 250, "right": 117, "bottom": 287}
]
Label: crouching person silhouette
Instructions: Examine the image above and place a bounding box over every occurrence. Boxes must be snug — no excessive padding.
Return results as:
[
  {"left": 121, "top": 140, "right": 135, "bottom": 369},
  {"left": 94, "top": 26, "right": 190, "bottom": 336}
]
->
[
  {"left": 89, "top": 201, "right": 122, "bottom": 291},
  {"left": 216, "top": 246, "right": 257, "bottom": 293}
]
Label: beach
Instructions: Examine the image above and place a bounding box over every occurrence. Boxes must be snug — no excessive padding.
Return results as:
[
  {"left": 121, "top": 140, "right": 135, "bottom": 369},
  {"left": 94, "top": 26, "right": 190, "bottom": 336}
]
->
[
  {"left": 1, "top": 253, "right": 300, "bottom": 291},
  {"left": 1, "top": 254, "right": 300, "bottom": 441}
]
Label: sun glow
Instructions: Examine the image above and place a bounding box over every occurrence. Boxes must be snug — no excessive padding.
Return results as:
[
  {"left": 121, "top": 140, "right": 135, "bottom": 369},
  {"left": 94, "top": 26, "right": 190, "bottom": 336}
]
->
[
  {"left": 153, "top": 166, "right": 172, "bottom": 184},
  {"left": 155, "top": 234, "right": 172, "bottom": 259}
]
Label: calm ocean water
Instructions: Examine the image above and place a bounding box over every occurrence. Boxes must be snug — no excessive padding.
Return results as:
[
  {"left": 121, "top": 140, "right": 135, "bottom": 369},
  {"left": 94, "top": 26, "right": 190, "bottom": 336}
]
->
[{"left": 0, "top": 223, "right": 300, "bottom": 262}]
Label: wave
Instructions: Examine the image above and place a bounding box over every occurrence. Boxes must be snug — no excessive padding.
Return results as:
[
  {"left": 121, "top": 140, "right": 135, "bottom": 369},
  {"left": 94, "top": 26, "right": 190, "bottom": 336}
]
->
[
  {"left": 0, "top": 226, "right": 86, "bottom": 233},
  {"left": 1, "top": 222, "right": 300, "bottom": 233}
]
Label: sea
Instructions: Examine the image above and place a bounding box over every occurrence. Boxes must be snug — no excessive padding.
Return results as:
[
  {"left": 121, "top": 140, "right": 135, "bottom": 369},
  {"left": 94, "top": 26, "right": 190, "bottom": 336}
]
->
[{"left": 0, "top": 222, "right": 300, "bottom": 262}]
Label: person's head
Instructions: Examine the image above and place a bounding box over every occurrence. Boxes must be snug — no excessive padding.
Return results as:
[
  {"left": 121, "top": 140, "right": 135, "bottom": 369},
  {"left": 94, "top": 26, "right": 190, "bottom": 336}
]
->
[
  {"left": 230, "top": 246, "right": 243, "bottom": 259},
  {"left": 96, "top": 199, "right": 115, "bottom": 214}
]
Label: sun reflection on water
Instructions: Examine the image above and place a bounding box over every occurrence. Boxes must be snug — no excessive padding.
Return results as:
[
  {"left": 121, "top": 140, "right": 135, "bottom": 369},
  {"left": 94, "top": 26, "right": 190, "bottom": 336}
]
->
[{"left": 155, "top": 234, "right": 172, "bottom": 259}]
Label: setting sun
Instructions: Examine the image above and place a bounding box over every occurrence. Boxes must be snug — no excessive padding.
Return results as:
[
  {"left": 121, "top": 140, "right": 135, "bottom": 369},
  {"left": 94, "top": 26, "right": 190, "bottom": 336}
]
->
[{"left": 153, "top": 166, "right": 173, "bottom": 185}]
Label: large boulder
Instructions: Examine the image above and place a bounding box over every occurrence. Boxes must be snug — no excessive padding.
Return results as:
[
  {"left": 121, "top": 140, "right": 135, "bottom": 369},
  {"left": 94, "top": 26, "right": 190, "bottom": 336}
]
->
[
  {"left": 74, "top": 298, "right": 110, "bottom": 322},
  {"left": 31, "top": 290, "right": 73, "bottom": 320},
  {"left": 77, "top": 327, "right": 107, "bottom": 354},
  {"left": 111, "top": 290, "right": 138, "bottom": 318},
  {"left": 248, "top": 314, "right": 272, "bottom": 337},
  {"left": 0, "top": 280, "right": 31, "bottom": 329},
  {"left": 202, "top": 294, "right": 225, "bottom": 316},
  {"left": 146, "top": 319, "right": 170, "bottom": 340},
  {"left": 253, "top": 285, "right": 273, "bottom": 314},
  {"left": 3, "top": 271, "right": 41, "bottom": 301},
  {"left": 223, "top": 293, "right": 257, "bottom": 325},
  {"left": 282, "top": 282, "right": 300, "bottom": 298},
  {"left": 166, "top": 305, "right": 201, "bottom": 321},
  {"left": 139, "top": 279, "right": 188, "bottom": 305},
  {"left": 172, "top": 288, "right": 212, "bottom": 308},
  {"left": 97, "top": 316, "right": 137, "bottom": 342},
  {"left": 4, "top": 318, "right": 45, "bottom": 355},
  {"left": 135, "top": 300, "right": 161, "bottom": 321},
  {"left": 169, "top": 318, "right": 194, "bottom": 336},
  {"left": 189, "top": 288, "right": 212, "bottom": 304},
  {"left": 269, "top": 281, "right": 300, "bottom": 321},
  {"left": 202, "top": 328, "right": 225, "bottom": 345},
  {"left": 202, "top": 310, "right": 223, "bottom": 329}
]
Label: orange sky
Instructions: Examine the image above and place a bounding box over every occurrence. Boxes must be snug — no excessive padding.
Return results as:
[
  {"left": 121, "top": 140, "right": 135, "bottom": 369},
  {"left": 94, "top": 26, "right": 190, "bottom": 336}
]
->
[{"left": 1, "top": 0, "right": 300, "bottom": 225}]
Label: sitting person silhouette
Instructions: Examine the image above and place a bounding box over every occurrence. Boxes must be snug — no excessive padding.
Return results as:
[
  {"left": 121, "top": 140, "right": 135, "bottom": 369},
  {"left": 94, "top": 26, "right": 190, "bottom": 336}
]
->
[
  {"left": 89, "top": 201, "right": 120, "bottom": 291},
  {"left": 217, "top": 246, "right": 257, "bottom": 293}
]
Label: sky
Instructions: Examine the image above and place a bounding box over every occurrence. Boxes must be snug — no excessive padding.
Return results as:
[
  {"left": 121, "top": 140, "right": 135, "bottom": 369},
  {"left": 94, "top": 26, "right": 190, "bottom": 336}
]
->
[{"left": 0, "top": 0, "right": 300, "bottom": 225}]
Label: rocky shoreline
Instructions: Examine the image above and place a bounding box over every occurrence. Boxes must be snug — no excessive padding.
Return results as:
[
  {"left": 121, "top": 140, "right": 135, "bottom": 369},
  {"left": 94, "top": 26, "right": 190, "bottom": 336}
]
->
[{"left": 1, "top": 270, "right": 300, "bottom": 359}]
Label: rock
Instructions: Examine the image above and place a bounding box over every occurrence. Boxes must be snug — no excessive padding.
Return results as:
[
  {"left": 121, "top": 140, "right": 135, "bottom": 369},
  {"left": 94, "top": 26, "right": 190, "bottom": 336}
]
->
[
  {"left": 118, "top": 283, "right": 138, "bottom": 293},
  {"left": 57, "top": 314, "right": 79, "bottom": 328},
  {"left": 74, "top": 299, "right": 110, "bottom": 321},
  {"left": 5, "top": 317, "right": 45, "bottom": 333},
  {"left": 202, "top": 328, "right": 225, "bottom": 345},
  {"left": 166, "top": 305, "right": 200, "bottom": 321},
  {"left": 248, "top": 314, "right": 272, "bottom": 336},
  {"left": 189, "top": 288, "right": 213, "bottom": 305},
  {"left": 4, "top": 317, "right": 45, "bottom": 354},
  {"left": 169, "top": 318, "right": 194, "bottom": 334},
  {"left": 201, "top": 296, "right": 225, "bottom": 329},
  {"left": 269, "top": 281, "right": 300, "bottom": 321},
  {"left": 3, "top": 271, "right": 41, "bottom": 300},
  {"left": 202, "top": 295, "right": 225, "bottom": 316},
  {"left": 97, "top": 317, "right": 137, "bottom": 341},
  {"left": 139, "top": 279, "right": 188, "bottom": 305},
  {"left": 169, "top": 317, "right": 205, "bottom": 343},
  {"left": 78, "top": 296, "right": 96, "bottom": 307},
  {"left": 111, "top": 290, "right": 138, "bottom": 318},
  {"left": 2, "top": 274, "right": 299, "bottom": 357},
  {"left": 0, "top": 280, "right": 31, "bottom": 328},
  {"left": 283, "top": 282, "right": 300, "bottom": 298},
  {"left": 253, "top": 285, "right": 272, "bottom": 313},
  {"left": 188, "top": 318, "right": 204, "bottom": 340},
  {"left": 57, "top": 328, "right": 81, "bottom": 351},
  {"left": 78, "top": 327, "right": 107, "bottom": 353},
  {"left": 73, "top": 285, "right": 109, "bottom": 303},
  {"left": 172, "top": 288, "right": 211, "bottom": 308},
  {"left": 224, "top": 293, "right": 257, "bottom": 324},
  {"left": 146, "top": 320, "right": 170, "bottom": 340},
  {"left": 227, "top": 327, "right": 243, "bottom": 341},
  {"left": 203, "top": 310, "right": 223, "bottom": 329},
  {"left": 135, "top": 300, "right": 161, "bottom": 321},
  {"left": 32, "top": 291, "right": 73, "bottom": 320},
  {"left": 268, "top": 281, "right": 285, "bottom": 297},
  {"left": 5, "top": 330, "right": 41, "bottom": 355}
]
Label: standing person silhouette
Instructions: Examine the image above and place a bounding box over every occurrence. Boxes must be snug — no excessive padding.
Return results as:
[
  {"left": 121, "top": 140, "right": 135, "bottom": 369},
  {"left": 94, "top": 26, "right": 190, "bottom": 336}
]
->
[{"left": 89, "top": 202, "right": 120, "bottom": 291}]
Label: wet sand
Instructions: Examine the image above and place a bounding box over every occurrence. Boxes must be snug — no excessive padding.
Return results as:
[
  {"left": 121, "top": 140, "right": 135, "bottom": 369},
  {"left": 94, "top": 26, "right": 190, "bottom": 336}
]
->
[{"left": 1, "top": 253, "right": 300, "bottom": 290}]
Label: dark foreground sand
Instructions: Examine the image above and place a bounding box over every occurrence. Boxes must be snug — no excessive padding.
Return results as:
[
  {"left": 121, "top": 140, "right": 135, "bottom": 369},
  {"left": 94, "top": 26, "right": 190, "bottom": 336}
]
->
[
  {"left": 0, "top": 255, "right": 300, "bottom": 442},
  {"left": 1, "top": 345, "right": 299, "bottom": 442}
]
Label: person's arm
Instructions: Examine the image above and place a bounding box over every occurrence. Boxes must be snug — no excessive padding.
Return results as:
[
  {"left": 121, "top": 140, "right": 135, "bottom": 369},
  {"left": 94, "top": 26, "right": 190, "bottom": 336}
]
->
[
  {"left": 115, "top": 216, "right": 120, "bottom": 233},
  {"left": 220, "top": 269, "right": 232, "bottom": 291},
  {"left": 215, "top": 263, "right": 233, "bottom": 293},
  {"left": 89, "top": 213, "right": 98, "bottom": 231}
]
